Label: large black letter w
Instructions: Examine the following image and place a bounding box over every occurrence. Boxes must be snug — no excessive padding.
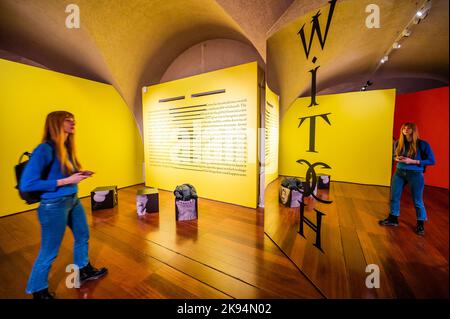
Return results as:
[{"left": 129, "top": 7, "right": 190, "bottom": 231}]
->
[{"left": 297, "top": 0, "right": 337, "bottom": 59}]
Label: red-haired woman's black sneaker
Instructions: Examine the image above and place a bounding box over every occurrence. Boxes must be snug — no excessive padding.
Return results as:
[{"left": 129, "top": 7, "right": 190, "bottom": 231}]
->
[
  {"left": 32, "top": 288, "right": 55, "bottom": 300},
  {"left": 379, "top": 215, "right": 399, "bottom": 226},
  {"left": 416, "top": 222, "right": 425, "bottom": 235},
  {"left": 79, "top": 262, "right": 108, "bottom": 285}
]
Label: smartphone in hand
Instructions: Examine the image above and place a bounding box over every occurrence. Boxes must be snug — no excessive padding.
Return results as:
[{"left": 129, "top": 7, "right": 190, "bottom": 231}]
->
[{"left": 79, "top": 170, "right": 95, "bottom": 176}]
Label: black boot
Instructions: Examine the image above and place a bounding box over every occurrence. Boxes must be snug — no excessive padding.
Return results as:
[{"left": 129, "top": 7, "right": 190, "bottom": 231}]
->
[
  {"left": 32, "top": 288, "right": 55, "bottom": 300},
  {"left": 79, "top": 262, "right": 108, "bottom": 285},
  {"left": 379, "top": 214, "right": 399, "bottom": 226},
  {"left": 416, "top": 221, "right": 425, "bottom": 235}
]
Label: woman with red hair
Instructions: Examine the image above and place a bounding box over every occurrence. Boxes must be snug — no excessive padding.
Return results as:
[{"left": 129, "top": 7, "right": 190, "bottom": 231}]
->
[
  {"left": 20, "top": 111, "right": 107, "bottom": 299},
  {"left": 379, "top": 122, "right": 435, "bottom": 235}
]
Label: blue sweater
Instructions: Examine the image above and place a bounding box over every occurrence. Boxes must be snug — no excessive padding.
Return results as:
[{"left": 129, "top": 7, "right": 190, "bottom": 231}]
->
[
  {"left": 394, "top": 139, "right": 436, "bottom": 172},
  {"left": 19, "top": 142, "right": 78, "bottom": 199}
]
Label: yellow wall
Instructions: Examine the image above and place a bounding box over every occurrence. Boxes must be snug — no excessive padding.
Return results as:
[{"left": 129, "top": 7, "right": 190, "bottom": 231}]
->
[
  {"left": 0, "top": 59, "right": 144, "bottom": 217},
  {"left": 143, "top": 62, "right": 258, "bottom": 208},
  {"left": 279, "top": 89, "right": 395, "bottom": 186},
  {"left": 264, "top": 84, "right": 279, "bottom": 188}
]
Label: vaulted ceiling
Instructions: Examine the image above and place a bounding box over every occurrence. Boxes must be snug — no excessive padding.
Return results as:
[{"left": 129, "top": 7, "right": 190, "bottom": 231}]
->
[
  {"left": 0, "top": 0, "right": 448, "bottom": 119},
  {"left": 267, "top": 0, "right": 449, "bottom": 115}
]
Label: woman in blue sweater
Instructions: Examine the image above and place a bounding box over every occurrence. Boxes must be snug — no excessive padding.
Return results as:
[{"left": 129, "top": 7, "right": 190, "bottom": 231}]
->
[
  {"left": 20, "top": 111, "right": 107, "bottom": 299},
  {"left": 379, "top": 122, "right": 435, "bottom": 235}
]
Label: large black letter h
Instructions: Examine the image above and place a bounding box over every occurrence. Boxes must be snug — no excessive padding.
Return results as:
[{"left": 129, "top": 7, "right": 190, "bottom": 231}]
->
[{"left": 299, "top": 202, "right": 325, "bottom": 253}]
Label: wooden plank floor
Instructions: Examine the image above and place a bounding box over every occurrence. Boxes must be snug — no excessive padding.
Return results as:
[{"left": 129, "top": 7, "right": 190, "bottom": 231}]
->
[
  {"left": 0, "top": 184, "right": 322, "bottom": 299},
  {"left": 265, "top": 177, "right": 449, "bottom": 298}
]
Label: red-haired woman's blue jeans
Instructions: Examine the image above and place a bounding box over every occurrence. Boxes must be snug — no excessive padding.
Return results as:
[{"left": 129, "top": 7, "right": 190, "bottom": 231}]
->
[
  {"left": 390, "top": 168, "right": 427, "bottom": 221},
  {"left": 26, "top": 194, "right": 89, "bottom": 294}
]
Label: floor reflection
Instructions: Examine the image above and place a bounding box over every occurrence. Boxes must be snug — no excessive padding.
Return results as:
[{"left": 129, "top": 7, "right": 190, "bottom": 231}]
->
[{"left": 264, "top": 176, "right": 449, "bottom": 298}]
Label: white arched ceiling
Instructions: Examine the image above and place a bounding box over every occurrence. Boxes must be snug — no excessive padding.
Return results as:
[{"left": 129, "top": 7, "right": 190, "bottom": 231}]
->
[
  {"left": 214, "top": 0, "right": 294, "bottom": 59},
  {"left": 0, "top": 0, "right": 114, "bottom": 84},
  {"left": 0, "top": 0, "right": 277, "bottom": 126},
  {"left": 1, "top": 0, "right": 448, "bottom": 122},
  {"left": 160, "top": 39, "right": 265, "bottom": 84}
]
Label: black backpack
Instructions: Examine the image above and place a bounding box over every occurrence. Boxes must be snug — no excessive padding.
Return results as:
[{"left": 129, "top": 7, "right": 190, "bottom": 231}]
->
[
  {"left": 418, "top": 140, "right": 428, "bottom": 173},
  {"left": 15, "top": 142, "right": 55, "bottom": 204}
]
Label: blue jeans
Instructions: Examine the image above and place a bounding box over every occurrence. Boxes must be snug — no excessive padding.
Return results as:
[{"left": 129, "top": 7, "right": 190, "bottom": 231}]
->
[
  {"left": 26, "top": 194, "right": 89, "bottom": 294},
  {"left": 390, "top": 168, "right": 427, "bottom": 221}
]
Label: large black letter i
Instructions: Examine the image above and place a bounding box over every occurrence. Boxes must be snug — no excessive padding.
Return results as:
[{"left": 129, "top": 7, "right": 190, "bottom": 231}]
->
[{"left": 308, "top": 57, "right": 319, "bottom": 107}]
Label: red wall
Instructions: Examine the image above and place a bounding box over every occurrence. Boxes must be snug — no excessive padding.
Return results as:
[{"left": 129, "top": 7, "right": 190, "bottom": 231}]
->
[{"left": 394, "top": 86, "right": 449, "bottom": 189}]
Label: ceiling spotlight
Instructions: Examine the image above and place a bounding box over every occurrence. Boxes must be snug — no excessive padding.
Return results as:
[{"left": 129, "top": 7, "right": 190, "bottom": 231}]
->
[
  {"left": 377, "top": 1, "right": 432, "bottom": 73},
  {"left": 413, "top": 16, "right": 422, "bottom": 24},
  {"left": 414, "top": 1, "right": 432, "bottom": 24},
  {"left": 402, "top": 28, "right": 412, "bottom": 37},
  {"left": 361, "top": 80, "right": 373, "bottom": 91}
]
